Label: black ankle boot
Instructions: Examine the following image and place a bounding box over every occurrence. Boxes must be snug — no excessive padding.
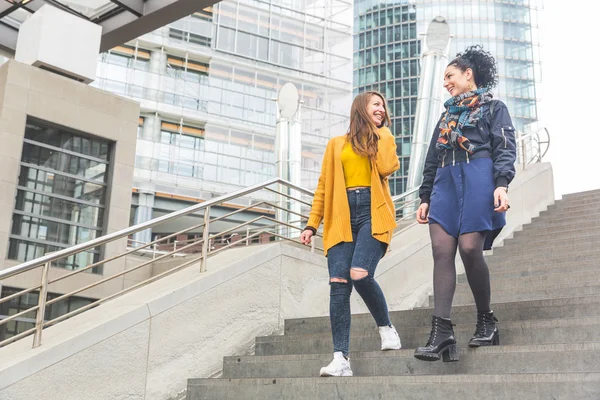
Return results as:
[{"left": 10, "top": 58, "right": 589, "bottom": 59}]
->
[
  {"left": 468, "top": 310, "right": 500, "bottom": 347},
  {"left": 414, "top": 316, "right": 459, "bottom": 362}
]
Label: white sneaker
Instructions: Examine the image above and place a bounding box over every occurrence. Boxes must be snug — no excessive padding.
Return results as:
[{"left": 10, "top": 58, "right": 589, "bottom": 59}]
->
[
  {"left": 379, "top": 325, "right": 402, "bottom": 350},
  {"left": 319, "top": 352, "right": 353, "bottom": 377}
]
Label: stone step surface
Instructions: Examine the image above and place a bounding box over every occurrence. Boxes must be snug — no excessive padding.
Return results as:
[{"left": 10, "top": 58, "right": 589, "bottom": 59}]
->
[
  {"left": 223, "top": 343, "right": 600, "bottom": 379},
  {"left": 562, "top": 189, "right": 600, "bottom": 199},
  {"left": 188, "top": 188, "right": 600, "bottom": 400},
  {"left": 257, "top": 317, "right": 600, "bottom": 356},
  {"left": 285, "top": 295, "right": 600, "bottom": 335},
  {"left": 460, "top": 262, "right": 599, "bottom": 281},
  {"left": 450, "top": 282, "right": 600, "bottom": 306},
  {"left": 455, "top": 269, "right": 600, "bottom": 292},
  {"left": 502, "top": 231, "right": 600, "bottom": 248},
  {"left": 187, "top": 373, "right": 600, "bottom": 400},
  {"left": 484, "top": 249, "right": 600, "bottom": 267}
]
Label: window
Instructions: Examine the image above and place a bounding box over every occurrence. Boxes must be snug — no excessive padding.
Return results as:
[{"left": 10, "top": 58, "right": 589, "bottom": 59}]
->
[
  {"left": 169, "top": 28, "right": 212, "bottom": 48},
  {"left": 160, "top": 121, "right": 205, "bottom": 151},
  {"left": 103, "top": 45, "right": 150, "bottom": 70},
  {"left": 8, "top": 119, "right": 110, "bottom": 271},
  {"left": 166, "top": 56, "right": 209, "bottom": 83},
  {"left": 0, "top": 286, "right": 95, "bottom": 342}
]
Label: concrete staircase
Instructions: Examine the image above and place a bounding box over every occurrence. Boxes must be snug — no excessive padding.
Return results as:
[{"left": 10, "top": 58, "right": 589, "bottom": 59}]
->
[{"left": 186, "top": 189, "right": 600, "bottom": 399}]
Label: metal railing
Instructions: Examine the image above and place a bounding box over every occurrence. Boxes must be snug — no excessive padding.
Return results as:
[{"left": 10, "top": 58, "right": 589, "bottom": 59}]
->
[
  {"left": 0, "top": 178, "right": 319, "bottom": 348},
  {"left": 516, "top": 127, "right": 550, "bottom": 166},
  {"left": 0, "top": 128, "right": 550, "bottom": 349}
]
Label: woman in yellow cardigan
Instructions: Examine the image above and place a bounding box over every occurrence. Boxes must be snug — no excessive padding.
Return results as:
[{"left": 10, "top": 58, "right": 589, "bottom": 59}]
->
[{"left": 300, "top": 91, "right": 401, "bottom": 377}]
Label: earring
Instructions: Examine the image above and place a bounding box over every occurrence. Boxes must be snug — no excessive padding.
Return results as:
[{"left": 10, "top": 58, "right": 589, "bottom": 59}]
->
[{"left": 468, "top": 82, "right": 474, "bottom": 90}]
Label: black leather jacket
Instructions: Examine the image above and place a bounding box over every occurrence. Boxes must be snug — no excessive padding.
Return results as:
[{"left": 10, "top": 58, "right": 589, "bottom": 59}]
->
[{"left": 419, "top": 100, "right": 517, "bottom": 204}]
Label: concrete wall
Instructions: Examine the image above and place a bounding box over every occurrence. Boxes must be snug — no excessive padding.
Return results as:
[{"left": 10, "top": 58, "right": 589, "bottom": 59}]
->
[
  {"left": 0, "top": 244, "right": 330, "bottom": 400},
  {"left": 0, "top": 162, "right": 555, "bottom": 400},
  {"left": 0, "top": 60, "right": 140, "bottom": 298}
]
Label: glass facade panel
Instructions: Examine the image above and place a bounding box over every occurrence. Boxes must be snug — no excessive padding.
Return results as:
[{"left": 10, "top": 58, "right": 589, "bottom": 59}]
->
[
  {"left": 354, "top": 2, "right": 420, "bottom": 195},
  {"left": 0, "top": 286, "right": 94, "bottom": 342},
  {"left": 414, "top": 1, "right": 541, "bottom": 130},
  {"left": 94, "top": 0, "right": 352, "bottom": 207},
  {"left": 354, "top": 0, "right": 541, "bottom": 194},
  {"left": 8, "top": 119, "right": 110, "bottom": 271}
]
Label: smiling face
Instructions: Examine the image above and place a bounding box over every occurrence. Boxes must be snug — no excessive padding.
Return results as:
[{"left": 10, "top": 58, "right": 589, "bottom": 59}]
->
[
  {"left": 366, "top": 94, "right": 386, "bottom": 126},
  {"left": 443, "top": 64, "right": 476, "bottom": 97}
]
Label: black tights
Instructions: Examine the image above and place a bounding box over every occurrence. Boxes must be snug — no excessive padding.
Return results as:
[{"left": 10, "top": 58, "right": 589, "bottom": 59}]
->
[{"left": 430, "top": 223, "right": 491, "bottom": 319}]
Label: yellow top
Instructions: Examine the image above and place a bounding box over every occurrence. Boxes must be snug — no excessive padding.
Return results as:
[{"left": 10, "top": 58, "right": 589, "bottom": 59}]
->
[
  {"left": 306, "top": 126, "right": 400, "bottom": 255},
  {"left": 341, "top": 142, "right": 372, "bottom": 188}
]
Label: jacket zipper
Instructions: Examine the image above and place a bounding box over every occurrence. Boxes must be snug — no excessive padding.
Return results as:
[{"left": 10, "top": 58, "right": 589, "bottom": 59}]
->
[{"left": 501, "top": 127, "right": 507, "bottom": 148}]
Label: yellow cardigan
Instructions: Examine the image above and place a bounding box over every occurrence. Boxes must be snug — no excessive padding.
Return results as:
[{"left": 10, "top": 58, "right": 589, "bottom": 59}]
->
[{"left": 306, "top": 126, "right": 400, "bottom": 255}]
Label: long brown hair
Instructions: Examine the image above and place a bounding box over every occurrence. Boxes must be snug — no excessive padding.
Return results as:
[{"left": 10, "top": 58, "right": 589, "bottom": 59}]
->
[{"left": 347, "top": 91, "right": 391, "bottom": 159}]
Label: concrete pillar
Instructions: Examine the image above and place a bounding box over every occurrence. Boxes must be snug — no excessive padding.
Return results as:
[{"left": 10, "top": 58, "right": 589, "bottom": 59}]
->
[
  {"left": 407, "top": 16, "right": 451, "bottom": 192},
  {"left": 149, "top": 49, "right": 167, "bottom": 75},
  {"left": 140, "top": 114, "right": 162, "bottom": 141},
  {"left": 132, "top": 192, "right": 155, "bottom": 246},
  {"left": 146, "top": 49, "right": 167, "bottom": 103}
]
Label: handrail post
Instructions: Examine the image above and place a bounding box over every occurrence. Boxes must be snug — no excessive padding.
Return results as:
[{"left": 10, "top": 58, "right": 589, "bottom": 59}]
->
[
  {"left": 33, "top": 261, "right": 51, "bottom": 348},
  {"left": 173, "top": 240, "right": 178, "bottom": 252},
  {"left": 310, "top": 239, "right": 315, "bottom": 253},
  {"left": 521, "top": 134, "right": 528, "bottom": 167},
  {"left": 200, "top": 207, "right": 210, "bottom": 273},
  {"left": 246, "top": 227, "right": 250, "bottom": 246},
  {"left": 152, "top": 243, "right": 157, "bottom": 259}
]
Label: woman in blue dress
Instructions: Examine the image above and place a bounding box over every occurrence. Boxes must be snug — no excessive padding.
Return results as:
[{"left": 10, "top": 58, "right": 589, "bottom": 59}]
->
[{"left": 413, "top": 45, "right": 517, "bottom": 362}]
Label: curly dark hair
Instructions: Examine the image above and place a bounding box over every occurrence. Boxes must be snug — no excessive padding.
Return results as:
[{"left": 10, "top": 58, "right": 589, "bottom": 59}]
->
[{"left": 448, "top": 45, "right": 498, "bottom": 89}]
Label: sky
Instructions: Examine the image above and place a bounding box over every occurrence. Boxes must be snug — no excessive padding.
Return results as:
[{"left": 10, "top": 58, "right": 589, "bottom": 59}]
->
[{"left": 540, "top": 2, "right": 600, "bottom": 197}]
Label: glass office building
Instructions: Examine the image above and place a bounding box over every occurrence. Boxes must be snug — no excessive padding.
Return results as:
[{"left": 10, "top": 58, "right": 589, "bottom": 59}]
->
[
  {"left": 94, "top": 0, "right": 353, "bottom": 221},
  {"left": 355, "top": 0, "right": 542, "bottom": 194}
]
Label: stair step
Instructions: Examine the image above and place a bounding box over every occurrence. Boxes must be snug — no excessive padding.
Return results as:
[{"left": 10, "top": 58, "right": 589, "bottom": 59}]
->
[
  {"left": 451, "top": 283, "right": 600, "bottom": 305},
  {"left": 460, "top": 263, "right": 600, "bottom": 281},
  {"left": 530, "top": 211, "right": 600, "bottom": 224},
  {"left": 503, "top": 232, "right": 600, "bottom": 248},
  {"left": 491, "top": 239, "right": 600, "bottom": 257},
  {"left": 549, "top": 197, "right": 600, "bottom": 208},
  {"left": 563, "top": 189, "right": 600, "bottom": 200},
  {"left": 285, "top": 295, "right": 600, "bottom": 335},
  {"left": 456, "top": 270, "right": 600, "bottom": 292},
  {"left": 223, "top": 343, "right": 600, "bottom": 379},
  {"left": 485, "top": 249, "right": 600, "bottom": 266},
  {"left": 485, "top": 256, "right": 598, "bottom": 270},
  {"left": 518, "top": 220, "right": 600, "bottom": 233},
  {"left": 257, "top": 317, "right": 600, "bottom": 356},
  {"left": 546, "top": 203, "right": 600, "bottom": 214},
  {"left": 187, "top": 373, "right": 600, "bottom": 400},
  {"left": 512, "top": 226, "right": 600, "bottom": 241}
]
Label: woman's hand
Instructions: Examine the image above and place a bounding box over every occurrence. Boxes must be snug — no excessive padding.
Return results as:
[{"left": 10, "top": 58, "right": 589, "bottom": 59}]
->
[
  {"left": 300, "top": 229, "right": 314, "bottom": 245},
  {"left": 416, "top": 203, "right": 429, "bottom": 224},
  {"left": 494, "top": 187, "right": 510, "bottom": 212}
]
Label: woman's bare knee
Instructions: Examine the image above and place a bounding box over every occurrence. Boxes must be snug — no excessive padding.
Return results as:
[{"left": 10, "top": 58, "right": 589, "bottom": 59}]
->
[
  {"left": 330, "top": 278, "right": 348, "bottom": 283},
  {"left": 350, "top": 268, "right": 368, "bottom": 281}
]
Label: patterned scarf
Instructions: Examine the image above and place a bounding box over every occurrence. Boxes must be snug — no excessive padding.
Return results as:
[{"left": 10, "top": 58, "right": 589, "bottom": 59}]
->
[{"left": 437, "top": 88, "right": 494, "bottom": 154}]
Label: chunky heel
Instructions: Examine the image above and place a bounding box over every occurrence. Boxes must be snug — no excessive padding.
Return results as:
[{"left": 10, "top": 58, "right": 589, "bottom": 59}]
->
[
  {"left": 442, "top": 344, "right": 459, "bottom": 362},
  {"left": 492, "top": 331, "right": 500, "bottom": 345}
]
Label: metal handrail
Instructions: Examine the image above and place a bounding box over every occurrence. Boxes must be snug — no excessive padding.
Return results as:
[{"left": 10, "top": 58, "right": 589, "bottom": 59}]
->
[{"left": 0, "top": 178, "right": 312, "bottom": 281}]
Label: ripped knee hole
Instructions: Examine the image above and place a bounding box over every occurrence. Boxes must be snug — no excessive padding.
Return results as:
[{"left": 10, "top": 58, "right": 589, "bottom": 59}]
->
[
  {"left": 350, "top": 268, "right": 368, "bottom": 280},
  {"left": 330, "top": 278, "right": 348, "bottom": 283}
]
